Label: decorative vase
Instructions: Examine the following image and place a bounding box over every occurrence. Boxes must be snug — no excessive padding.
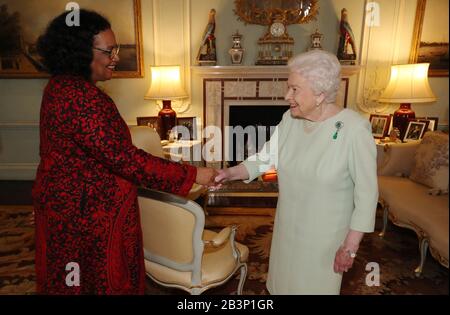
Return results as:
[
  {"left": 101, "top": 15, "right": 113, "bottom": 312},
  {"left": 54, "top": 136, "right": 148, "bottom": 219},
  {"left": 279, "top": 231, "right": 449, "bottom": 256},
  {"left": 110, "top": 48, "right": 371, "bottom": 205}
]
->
[
  {"left": 393, "top": 103, "right": 415, "bottom": 140},
  {"left": 158, "top": 100, "right": 177, "bottom": 140},
  {"left": 309, "top": 29, "right": 323, "bottom": 50},
  {"left": 229, "top": 31, "right": 244, "bottom": 65}
]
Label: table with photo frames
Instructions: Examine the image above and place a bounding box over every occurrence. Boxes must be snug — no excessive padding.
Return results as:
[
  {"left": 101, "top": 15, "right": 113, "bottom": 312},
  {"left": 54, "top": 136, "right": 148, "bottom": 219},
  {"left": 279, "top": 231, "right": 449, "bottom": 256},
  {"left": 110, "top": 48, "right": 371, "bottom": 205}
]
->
[{"left": 161, "top": 140, "right": 203, "bottom": 167}]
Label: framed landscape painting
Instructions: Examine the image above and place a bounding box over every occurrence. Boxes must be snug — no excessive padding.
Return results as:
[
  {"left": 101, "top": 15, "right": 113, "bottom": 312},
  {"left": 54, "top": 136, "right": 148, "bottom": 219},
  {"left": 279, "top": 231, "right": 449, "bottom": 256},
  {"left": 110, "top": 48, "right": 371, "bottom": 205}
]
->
[
  {"left": 409, "top": 0, "right": 449, "bottom": 77},
  {"left": 0, "top": 0, "right": 143, "bottom": 78}
]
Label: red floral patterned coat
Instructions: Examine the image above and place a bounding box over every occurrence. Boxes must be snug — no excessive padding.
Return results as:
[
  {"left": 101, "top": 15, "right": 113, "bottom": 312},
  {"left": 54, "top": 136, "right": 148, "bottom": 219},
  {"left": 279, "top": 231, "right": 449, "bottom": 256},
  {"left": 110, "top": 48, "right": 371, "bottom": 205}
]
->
[{"left": 32, "top": 75, "right": 197, "bottom": 294}]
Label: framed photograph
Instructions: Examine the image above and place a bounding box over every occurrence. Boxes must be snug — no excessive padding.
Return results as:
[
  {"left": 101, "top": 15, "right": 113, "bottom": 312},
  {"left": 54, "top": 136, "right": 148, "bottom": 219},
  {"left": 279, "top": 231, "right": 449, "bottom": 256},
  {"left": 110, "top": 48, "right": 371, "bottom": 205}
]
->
[
  {"left": 387, "top": 114, "right": 394, "bottom": 134},
  {"left": 369, "top": 114, "right": 391, "bottom": 139},
  {"left": 403, "top": 120, "right": 429, "bottom": 142},
  {"left": 0, "top": 0, "right": 143, "bottom": 78},
  {"left": 409, "top": 0, "right": 449, "bottom": 77},
  {"left": 175, "top": 117, "right": 198, "bottom": 140},
  {"left": 415, "top": 116, "right": 439, "bottom": 131},
  {"left": 137, "top": 116, "right": 159, "bottom": 129}
]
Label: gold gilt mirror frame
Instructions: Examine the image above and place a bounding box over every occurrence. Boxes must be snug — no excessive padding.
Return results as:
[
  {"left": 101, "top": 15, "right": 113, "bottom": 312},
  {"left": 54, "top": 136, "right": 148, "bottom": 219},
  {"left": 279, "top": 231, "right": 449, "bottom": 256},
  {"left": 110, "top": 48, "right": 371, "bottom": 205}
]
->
[{"left": 233, "top": 0, "right": 319, "bottom": 25}]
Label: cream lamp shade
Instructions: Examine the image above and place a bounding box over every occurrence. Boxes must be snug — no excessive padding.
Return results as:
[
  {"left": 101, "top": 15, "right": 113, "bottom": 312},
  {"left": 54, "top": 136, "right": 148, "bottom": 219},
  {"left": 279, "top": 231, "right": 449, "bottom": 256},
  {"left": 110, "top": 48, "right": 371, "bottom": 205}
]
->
[
  {"left": 378, "top": 63, "right": 436, "bottom": 103},
  {"left": 144, "top": 66, "right": 188, "bottom": 100},
  {"left": 144, "top": 65, "right": 188, "bottom": 141},
  {"left": 378, "top": 63, "right": 436, "bottom": 139}
]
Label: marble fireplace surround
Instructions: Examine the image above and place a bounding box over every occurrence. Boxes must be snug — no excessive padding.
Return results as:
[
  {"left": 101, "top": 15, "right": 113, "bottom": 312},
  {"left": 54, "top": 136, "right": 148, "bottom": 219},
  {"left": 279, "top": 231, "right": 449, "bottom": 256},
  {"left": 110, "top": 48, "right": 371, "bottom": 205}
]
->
[{"left": 191, "top": 65, "right": 360, "bottom": 168}]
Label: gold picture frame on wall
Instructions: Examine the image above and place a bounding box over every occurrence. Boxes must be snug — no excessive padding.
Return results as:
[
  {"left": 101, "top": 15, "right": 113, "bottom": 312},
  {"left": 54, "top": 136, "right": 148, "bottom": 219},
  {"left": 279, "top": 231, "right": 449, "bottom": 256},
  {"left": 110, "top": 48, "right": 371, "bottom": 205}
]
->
[
  {"left": 409, "top": 0, "right": 449, "bottom": 77},
  {"left": 233, "top": 0, "right": 319, "bottom": 25},
  {"left": 0, "top": 0, "right": 144, "bottom": 78}
]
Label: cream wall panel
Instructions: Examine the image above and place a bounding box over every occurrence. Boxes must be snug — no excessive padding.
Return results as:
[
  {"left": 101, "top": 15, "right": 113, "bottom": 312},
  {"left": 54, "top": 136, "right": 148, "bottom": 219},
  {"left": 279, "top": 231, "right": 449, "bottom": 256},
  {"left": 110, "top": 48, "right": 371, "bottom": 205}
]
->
[
  {"left": 0, "top": 125, "right": 39, "bottom": 179},
  {"left": 153, "top": 0, "right": 186, "bottom": 65}
]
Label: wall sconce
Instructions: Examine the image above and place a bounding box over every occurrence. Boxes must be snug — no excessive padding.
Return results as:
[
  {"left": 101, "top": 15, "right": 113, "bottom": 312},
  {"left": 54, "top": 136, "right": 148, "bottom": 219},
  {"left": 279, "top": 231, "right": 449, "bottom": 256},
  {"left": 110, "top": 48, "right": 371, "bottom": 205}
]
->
[
  {"left": 378, "top": 63, "right": 436, "bottom": 139},
  {"left": 145, "top": 65, "right": 188, "bottom": 140}
]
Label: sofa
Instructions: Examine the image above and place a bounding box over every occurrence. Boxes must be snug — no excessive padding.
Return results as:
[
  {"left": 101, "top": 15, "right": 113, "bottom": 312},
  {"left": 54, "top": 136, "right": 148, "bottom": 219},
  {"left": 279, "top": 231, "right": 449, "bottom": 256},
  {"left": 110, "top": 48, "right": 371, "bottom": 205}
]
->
[{"left": 377, "top": 131, "right": 449, "bottom": 276}]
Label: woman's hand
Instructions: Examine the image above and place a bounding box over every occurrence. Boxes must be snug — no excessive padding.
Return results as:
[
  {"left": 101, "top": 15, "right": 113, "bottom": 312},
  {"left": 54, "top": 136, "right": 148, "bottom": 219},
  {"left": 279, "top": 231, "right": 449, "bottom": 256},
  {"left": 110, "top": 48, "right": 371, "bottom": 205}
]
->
[
  {"left": 333, "top": 229, "right": 364, "bottom": 273},
  {"left": 211, "top": 165, "right": 251, "bottom": 190},
  {"left": 209, "top": 169, "right": 230, "bottom": 190},
  {"left": 195, "top": 167, "right": 218, "bottom": 187},
  {"left": 333, "top": 245, "right": 357, "bottom": 273},
  {"left": 214, "top": 164, "right": 250, "bottom": 185},
  {"left": 214, "top": 169, "right": 230, "bottom": 184}
]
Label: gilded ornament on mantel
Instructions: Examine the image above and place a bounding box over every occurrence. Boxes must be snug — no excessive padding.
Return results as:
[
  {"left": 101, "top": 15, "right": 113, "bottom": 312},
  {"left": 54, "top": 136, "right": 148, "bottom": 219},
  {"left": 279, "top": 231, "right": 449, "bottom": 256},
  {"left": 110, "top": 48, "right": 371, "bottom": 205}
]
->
[
  {"left": 233, "top": 0, "right": 319, "bottom": 66},
  {"left": 233, "top": 0, "right": 319, "bottom": 26},
  {"left": 229, "top": 31, "right": 245, "bottom": 65}
]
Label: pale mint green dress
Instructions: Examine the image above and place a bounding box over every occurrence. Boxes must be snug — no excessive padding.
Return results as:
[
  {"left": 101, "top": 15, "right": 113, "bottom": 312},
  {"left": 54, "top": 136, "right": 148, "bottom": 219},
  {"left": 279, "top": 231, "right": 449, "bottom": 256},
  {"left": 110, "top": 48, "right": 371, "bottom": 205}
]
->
[{"left": 242, "top": 109, "right": 378, "bottom": 294}]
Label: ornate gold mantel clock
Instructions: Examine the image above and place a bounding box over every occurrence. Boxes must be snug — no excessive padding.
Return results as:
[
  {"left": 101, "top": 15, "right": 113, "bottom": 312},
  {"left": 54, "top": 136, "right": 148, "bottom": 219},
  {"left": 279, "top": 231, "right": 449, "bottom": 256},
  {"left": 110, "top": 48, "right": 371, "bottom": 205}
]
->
[
  {"left": 234, "top": 0, "right": 319, "bottom": 66},
  {"left": 256, "top": 19, "right": 294, "bottom": 65}
]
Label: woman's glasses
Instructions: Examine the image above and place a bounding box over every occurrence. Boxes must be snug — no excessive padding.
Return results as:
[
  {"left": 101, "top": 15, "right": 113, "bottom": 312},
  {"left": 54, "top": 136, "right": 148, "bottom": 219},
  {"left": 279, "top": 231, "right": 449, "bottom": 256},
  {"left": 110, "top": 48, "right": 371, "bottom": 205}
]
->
[{"left": 93, "top": 44, "right": 120, "bottom": 59}]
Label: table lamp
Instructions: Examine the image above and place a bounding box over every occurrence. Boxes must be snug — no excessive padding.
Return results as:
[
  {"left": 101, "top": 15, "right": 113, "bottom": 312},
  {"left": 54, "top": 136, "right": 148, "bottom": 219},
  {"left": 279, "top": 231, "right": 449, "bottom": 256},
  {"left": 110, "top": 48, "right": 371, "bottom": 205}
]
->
[
  {"left": 145, "top": 65, "right": 188, "bottom": 140},
  {"left": 378, "top": 63, "right": 436, "bottom": 139}
]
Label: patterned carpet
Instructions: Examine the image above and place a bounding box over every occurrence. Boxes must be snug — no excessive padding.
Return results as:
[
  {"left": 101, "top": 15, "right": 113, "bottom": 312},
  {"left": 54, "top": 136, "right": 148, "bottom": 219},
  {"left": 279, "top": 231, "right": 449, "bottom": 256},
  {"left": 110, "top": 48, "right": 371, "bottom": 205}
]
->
[{"left": 0, "top": 205, "right": 448, "bottom": 295}]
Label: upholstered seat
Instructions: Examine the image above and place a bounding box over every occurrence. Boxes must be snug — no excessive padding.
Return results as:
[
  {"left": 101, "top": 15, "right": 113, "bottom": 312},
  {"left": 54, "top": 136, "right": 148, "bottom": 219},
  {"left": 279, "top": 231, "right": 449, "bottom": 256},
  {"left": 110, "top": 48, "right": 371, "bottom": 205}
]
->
[
  {"left": 144, "top": 229, "right": 249, "bottom": 288},
  {"left": 378, "top": 131, "right": 449, "bottom": 275},
  {"left": 138, "top": 188, "right": 248, "bottom": 295},
  {"left": 130, "top": 126, "right": 207, "bottom": 201}
]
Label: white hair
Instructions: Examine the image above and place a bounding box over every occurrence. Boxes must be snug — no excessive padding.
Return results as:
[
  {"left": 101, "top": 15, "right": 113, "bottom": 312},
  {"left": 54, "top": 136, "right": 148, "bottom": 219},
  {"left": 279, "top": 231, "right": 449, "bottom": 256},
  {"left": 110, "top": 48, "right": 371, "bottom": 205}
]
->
[{"left": 288, "top": 50, "right": 341, "bottom": 104}]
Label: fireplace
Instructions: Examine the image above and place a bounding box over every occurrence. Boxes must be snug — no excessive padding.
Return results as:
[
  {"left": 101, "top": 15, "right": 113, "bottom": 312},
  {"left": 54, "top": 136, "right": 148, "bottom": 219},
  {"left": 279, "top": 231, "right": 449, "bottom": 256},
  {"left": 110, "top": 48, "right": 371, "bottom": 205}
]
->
[
  {"left": 226, "top": 105, "right": 289, "bottom": 167},
  {"left": 192, "top": 65, "right": 356, "bottom": 168}
]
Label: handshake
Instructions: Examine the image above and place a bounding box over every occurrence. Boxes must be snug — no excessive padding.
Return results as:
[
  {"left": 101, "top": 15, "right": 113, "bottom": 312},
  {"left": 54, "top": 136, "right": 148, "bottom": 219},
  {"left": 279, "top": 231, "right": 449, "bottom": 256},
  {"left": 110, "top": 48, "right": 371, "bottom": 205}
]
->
[
  {"left": 195, "top": 167, "right": 227, "bottom": 189},
  {"left": 195, "top": 164, "right": 248, "bottom": 189}
]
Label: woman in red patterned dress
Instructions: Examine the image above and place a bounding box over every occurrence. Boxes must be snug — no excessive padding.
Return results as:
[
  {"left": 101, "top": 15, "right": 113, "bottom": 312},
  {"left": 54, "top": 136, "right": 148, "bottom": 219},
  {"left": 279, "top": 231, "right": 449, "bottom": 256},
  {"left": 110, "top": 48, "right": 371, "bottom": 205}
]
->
[{"left": 32, "top": 9, "right": 216, "bottom": 294}]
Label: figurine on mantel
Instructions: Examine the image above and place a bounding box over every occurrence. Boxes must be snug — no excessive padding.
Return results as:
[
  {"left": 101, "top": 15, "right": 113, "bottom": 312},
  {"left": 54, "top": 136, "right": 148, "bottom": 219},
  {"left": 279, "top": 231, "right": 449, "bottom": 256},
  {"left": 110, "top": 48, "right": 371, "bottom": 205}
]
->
[
  {"left": 309, "top": 28, "right": 323, "bottom": 50},
  {"left": 337, "top": 8, "right": 357, "bottom": 65},
  {"left": 228, "top": 30, "right": 244, "bottom": 65},
  {"left": 197, "top": 9, "right": 217, "bottom": 66}
]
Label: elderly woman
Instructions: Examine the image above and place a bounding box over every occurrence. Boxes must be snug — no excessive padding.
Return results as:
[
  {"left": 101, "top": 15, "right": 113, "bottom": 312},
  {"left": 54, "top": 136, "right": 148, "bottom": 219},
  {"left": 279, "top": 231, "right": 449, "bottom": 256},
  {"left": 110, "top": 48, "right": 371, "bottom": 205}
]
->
[
  {"left": 215, "top": 50, "right": 378, "bottom": 294},
  {"left": 32, "top": 9, "right": 216, "bottom": 294}
]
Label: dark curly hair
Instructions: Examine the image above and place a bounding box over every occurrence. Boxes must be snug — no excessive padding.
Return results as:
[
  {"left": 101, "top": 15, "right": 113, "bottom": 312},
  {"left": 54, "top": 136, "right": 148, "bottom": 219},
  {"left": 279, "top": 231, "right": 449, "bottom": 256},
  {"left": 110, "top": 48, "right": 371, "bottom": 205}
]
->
[{"left": 37, "top": 9, "right": 111, "bottom": 80}]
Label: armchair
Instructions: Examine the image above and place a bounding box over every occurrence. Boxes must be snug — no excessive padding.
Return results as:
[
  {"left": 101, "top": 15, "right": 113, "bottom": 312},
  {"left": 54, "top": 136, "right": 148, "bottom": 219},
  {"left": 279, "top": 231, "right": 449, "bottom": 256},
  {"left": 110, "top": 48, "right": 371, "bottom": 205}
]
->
[
  {"left": 130, "top": 125, "right": 180, "bottom": 160},
  {"left": 138, "top": 188, "right": 249, "bottom": 295},
  {"left": 377, "top": 131, "right": 449, "bottom": 276},
  {"left": 130, "top": 126, "right": 207, "bottom": 201}
]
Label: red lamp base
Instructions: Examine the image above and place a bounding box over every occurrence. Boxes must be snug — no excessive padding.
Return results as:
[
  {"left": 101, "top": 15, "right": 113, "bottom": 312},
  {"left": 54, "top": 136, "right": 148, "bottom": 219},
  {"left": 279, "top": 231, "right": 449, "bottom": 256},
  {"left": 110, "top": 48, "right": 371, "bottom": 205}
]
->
[
  {"left": 158, "top": 100, "right": 177, "bottom": 140},
  {"left": 393, "top": 103, "right": 415, "bottom": 140}
]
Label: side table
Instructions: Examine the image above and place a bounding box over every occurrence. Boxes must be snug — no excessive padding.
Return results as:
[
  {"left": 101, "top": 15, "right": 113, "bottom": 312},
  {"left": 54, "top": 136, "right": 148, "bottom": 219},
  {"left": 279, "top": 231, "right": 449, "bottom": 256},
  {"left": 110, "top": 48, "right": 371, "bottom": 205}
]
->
[{"left": 162, "top": 140, "right": 203, "bottom": 166}]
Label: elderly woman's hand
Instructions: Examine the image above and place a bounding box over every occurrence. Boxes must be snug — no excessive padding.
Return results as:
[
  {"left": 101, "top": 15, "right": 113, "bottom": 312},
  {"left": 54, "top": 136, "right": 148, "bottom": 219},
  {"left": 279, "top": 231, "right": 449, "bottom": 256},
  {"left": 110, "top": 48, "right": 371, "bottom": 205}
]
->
[
  {"left": 208, "top": 169, "right": 229, "bottom": 190},
  {"left": 215, "top": 164, "right": 249, "bottom": 183},
  {"left": 195, "top": 167, "right": 218, "bottom": 187},
  {"left": 214, "top": 169, "right": 230, "bottom": 184},
  {"left": 333, "top": 245, "right": 357, "bottom": 273}
]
